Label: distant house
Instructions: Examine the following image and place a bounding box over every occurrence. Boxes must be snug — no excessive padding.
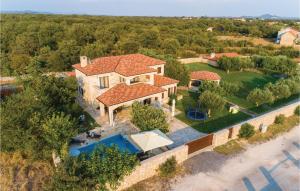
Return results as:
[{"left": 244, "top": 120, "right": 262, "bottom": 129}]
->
[
  {"left": 203, "top": 52, "right": 240, "bottom": 67},
  {"left": 73, "top": 54, "right": 178, "bottom": 125},
  {"left": 189, "top": 71, "right": 221, "bottom": 91},
  {"left": 276, "top": 27, "right": 300, "bottom": 46},
  {"left": 206, "top": 27, "right": 214, "bottom": 32}
]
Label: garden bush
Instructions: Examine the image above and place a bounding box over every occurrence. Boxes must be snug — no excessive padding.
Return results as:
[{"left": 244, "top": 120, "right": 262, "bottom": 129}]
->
[
  {"left": 158, "top": 156, "right": 177, "bottom": 178},
  {"left": 132, "top": 102, "right": 169, "bottom": 133},
  {"left": 274, "top": 114, "right": 286, "bottom": 124},
  {"left": 294, "top": 105, "right": 300, "bottom": 116},
  {"left": 239, "top": 123, "right": 255, "bottom": 138}
]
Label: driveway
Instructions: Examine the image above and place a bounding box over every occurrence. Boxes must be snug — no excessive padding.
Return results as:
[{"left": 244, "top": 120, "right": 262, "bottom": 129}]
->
[
  {"left": 167, "top": 117, "right": 207, "bottom": 149},
  {"left": 171, "top": 126, "right": 300, "bottom": 191}
]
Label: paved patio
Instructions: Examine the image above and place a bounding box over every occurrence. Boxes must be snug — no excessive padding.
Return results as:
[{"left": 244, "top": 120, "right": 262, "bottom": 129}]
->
[{"left": 167, "top": 117, "right": 207, "bottom": 149}]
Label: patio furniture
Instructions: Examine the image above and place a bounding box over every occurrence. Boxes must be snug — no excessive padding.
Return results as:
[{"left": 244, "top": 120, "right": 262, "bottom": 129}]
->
[{"left": 86, "top": 131, "right": 101, "bottom": 139}]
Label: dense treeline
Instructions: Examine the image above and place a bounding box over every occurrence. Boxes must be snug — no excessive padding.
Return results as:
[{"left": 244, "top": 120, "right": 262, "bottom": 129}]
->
[
  {"left": 217, "top": 55, "right": 298, "bottom": 75},
  {"left": 1, "top": 14, "right": 297, "bottom": 76}
]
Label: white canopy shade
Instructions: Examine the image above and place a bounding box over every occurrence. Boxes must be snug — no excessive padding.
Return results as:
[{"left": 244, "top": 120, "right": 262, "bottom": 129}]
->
[{"left": 130, "top": 129, "right": 173, "bottom": 152}]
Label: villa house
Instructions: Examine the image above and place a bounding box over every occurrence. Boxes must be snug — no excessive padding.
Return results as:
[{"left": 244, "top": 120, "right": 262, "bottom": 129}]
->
[
  {"left": 72, "top": 54, "right": 179, "bottom": 125},
  {"left": 276, "top": 27, "right": 300, "bottom": 46},
  {"left": 204, "top": 52, "right": 240, "bottom": 67}
]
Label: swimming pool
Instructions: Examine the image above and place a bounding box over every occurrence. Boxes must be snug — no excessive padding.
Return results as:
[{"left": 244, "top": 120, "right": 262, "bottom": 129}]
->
[{"left": 69, "top": 134, "right": 140, "bottom": 156}]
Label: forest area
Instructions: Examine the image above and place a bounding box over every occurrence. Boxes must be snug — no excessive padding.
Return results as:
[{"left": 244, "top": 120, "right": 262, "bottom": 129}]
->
[{"left": 1, "top": 14, "right": 299, "bottom": 76}]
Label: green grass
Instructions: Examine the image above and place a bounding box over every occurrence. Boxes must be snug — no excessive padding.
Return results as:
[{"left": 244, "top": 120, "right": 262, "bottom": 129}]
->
[
  {"left": 214, "top": 140, "right": 245, "bottom": 155},
  {"left": 176, "top": 89, "right": 252, "bottom": 133},
  {"left": 185, "top": 63, "right": 298, "bottom": 113},
  {"left": 176, "top": 110, "right": 251, "bottom": 133}
]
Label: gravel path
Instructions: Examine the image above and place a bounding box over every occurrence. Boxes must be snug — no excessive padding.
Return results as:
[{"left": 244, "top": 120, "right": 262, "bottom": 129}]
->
[{"left": 171, "top": 126, "right": 300, "bottom": 191}]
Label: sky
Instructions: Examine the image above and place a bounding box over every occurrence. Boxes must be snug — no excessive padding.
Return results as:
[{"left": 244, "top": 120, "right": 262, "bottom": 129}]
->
[{"left": 1, "top": 0, "right": 300, "bottom": 18}]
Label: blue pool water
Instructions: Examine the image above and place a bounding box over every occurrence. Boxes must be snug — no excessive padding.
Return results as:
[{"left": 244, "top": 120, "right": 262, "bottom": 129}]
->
[{"left": 70, "top": 134, "right": 140, "bottom": 156}]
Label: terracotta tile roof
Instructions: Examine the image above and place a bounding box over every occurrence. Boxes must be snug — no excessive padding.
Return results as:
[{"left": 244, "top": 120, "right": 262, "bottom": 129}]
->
[
  {"left": 204, "top": 52, "right": 240, "bottom": 61},
  {"left": 190, "top": 71, "right": 221, "bottom": 81},
  {"left": 154, "top": 75, "right": 179, "bottom": 87},
  {"left": 64, "top": 71, "right": 76, "bottom": 77},
  {"left": 72, "top": 54, "right": 165, "bottom": 76},
  {"left": 96, "top": 83, "right": 165, "bottom": 106}
]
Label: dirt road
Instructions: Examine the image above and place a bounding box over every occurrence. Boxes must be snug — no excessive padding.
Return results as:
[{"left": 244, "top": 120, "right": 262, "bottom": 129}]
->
[{"left": 172, "top": 126, "right": 300, "bottom": 191}]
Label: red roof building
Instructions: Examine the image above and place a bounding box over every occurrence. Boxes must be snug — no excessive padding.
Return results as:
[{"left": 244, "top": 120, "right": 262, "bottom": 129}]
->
[
  {"left": 73, "top": 53, "right": 178, "bottom": 126},
  {"left": 97, "top": 83, "right": 165, "bottom": 106},
  {"left": 73, "top": 54, "right": 165, "bottom": 76},
  {"left": 190, "top": 71, "right": 221, "bottom": 81}
]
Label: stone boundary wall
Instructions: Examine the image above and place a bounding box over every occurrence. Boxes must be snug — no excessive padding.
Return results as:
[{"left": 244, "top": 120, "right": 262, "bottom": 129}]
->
[
  {"left": 117, "top": 145, "right": 188, "bottom": 191},
  {"left": 178, "top": 57, "right": 208, "bottom": 64},
  {"left": 212, "top": 101, "right": 299, "bottom": 147},
  {"left": 118, "top": 101, "right": 299, "bottom": 190}
]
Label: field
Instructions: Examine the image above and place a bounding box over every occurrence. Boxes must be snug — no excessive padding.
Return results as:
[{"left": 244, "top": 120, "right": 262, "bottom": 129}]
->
[{"left": 175, "top": 63, "right": 299, "bottom": 133}]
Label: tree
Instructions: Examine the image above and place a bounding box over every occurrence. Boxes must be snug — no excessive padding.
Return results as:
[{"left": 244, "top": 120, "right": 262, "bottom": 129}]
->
[
  {"left": 131, "top": 102, "right": 169, "bottom": 133},
  {"left": 68, "top": 23, "right": 95, "bottom": 45},
  {"left": 217, "top": 56, "right": 240, "bottom": 73},
  {"left": 42, "top": 112, "right": 77, "bottom": 156},
  {"left": 121, "top": 40, "right": 140, "bottom": 54},
  {"left": 80, "top": 41, "right": 106, "bottom": 59},
  {"left": 52, "top": 145, "right": 139, "bottom": 190},
  {"left": 265, "top": 83, "right": 291, "bottom": 100},
  {"left": 164, "top": 58, "right": 190, "bottom": 86},
  {"left": 199, "top": 81, "right": 224, "bottom": 95},
  {"left": 247, "top": 88, "right": 274, "bottom": 107},
  {"left": 161, "top": 38, "right": 180, "bottom": 55},
  {"left": 9, "top": 54, "right": 31, "bottom": 74},
  {"left": 139, "top": 29, "right": 160, "bottom": 48},
  {"left": 199, "top": 91, "right": 225, "bottom": 117},
  {"left": 0, "top": 72, "right": 80, "bottom": 160}
]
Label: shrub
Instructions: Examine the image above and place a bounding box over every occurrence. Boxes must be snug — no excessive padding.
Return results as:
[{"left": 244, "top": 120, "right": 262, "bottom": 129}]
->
[
  {"left": 274, "top": 114, "right": 286, "bottom": 124},
  {"left": 132, "top": 102, "right": 169, "bottom": 133},
  {"left": 294, "top": 106, "right": 300, "bottom": 116},
  {"left": 158, "top": 156, "right": 177, "bottom": 178},
  {"left": 239, "top": 123, "right": 255, "bottom": 139}
]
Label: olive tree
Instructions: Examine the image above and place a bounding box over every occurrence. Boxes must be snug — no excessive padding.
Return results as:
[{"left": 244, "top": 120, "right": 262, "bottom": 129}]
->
[
  {"left": 199, "top": 91, "right": 225, "bottom": 117},
  {"left": 247, "top": 88, "right": 274, "bottom": 107}
]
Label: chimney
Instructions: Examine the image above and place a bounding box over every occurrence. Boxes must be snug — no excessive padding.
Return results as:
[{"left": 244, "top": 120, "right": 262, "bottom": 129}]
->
[
  {"left": 80, "top": 56, "right": 90, "bottom": 67},
  {"left": 210, "top": 53, "right": 216, "bottom": 58}
]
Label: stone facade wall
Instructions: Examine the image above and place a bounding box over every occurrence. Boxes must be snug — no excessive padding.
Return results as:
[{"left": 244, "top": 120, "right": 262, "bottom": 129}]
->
[{"left": 117, "top": 145, "right": 188, "bottom": 191}]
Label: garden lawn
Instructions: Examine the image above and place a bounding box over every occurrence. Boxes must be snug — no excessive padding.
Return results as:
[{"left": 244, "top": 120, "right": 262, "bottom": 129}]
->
[
  {"left": 184, "top": 63, "right": 298, "bottom": 113},
  {"left": 176, "top": 90, "right": 252, "bottom": 133}
]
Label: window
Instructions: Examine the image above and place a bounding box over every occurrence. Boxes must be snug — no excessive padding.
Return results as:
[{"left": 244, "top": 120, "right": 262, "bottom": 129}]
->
[
  {"left": 157, "top": 67, "right": 162, "bottom": 74},
  {"left": 119, "top": 77, "right": 125, "bottom": 83},
  {"left": 162, "top": 93, "right": 164, "bottom": 99},
  {"left": 130, "top": 77, "right": 140, "bottom": 84},
  {"left": 99, "top": 76, "right": 109, "bottom": 89}
]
